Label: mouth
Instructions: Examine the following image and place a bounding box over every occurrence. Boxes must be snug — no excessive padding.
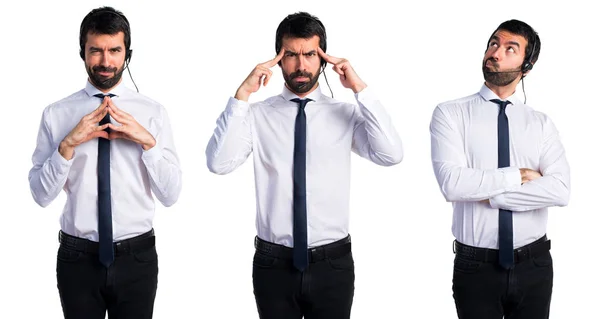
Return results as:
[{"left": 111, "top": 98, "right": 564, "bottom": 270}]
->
[
  {"left": 294, "top": 76, "right": 310, "bottom": 82},
  {"left": 96, "top": 71, "right": 114, "bottom": 77}
]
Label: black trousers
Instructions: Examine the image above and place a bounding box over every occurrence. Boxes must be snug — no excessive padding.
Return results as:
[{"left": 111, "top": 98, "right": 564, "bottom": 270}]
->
[
  {"left": 56, "top": 230, "right": 159, "bottom": 319},
  {"left": 452, "top": 236, "right": 553, "bottom": 319},
  {"left": 252, "top": 236, "right": 355, "bottom": 319}
]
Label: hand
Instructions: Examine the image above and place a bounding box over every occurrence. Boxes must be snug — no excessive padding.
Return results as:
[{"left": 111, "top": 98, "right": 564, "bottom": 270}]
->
[
  {"left": 519, "top": 168, "right": 542, "bottom": 184},
  {"left": 59, "top": 97, "right": 110, "bottom": 160},
  {"left": 105, "top": 98, "right": 156, "bottom": 150},
  {"left": 318, "top": 47, "right": 367, "bottom": 93},
  {"left": 235, "top": 49, "right": 285, "bottom": 102}
]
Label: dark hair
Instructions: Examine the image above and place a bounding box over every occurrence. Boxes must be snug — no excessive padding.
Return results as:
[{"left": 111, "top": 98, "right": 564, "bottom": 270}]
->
[
  {"left": 275, "top": 12, "right": 326, "bottom": 55},
  {"left": 487, "top": 19, "right": 540, "bottom": 65},
  {"left": 79, "top": 6, "right": 131, "bottom": 60}
]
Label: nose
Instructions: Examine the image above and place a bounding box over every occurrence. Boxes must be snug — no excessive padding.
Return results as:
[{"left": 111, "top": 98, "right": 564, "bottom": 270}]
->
[
  {"left": 297, "top": 54, "right": 308, "bottom": 71},
  {"left": 490, "top": 46, "right": 502, "bottom": 61},
  {"left": 100, "top": 50, "right": 110, "bottom": 66}
]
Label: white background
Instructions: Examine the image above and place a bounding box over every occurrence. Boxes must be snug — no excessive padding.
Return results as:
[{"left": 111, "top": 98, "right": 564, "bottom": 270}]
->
[{"left": 0, "top": 0, "right": 597, "bottom": 317}]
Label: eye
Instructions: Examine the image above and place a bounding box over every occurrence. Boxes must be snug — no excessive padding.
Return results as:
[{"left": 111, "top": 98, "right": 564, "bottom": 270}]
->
[
  {"left": 285, "top": 52, "right": 295, "bottom": 57},
  {"left": 507, "top": 47, "right": 515, "bottom": 53},
  {"left": 489, "top": 41, "right": 498, "bottom": 48},
  {"left": 307, "top": 52, "right": 316, "bottom": 57}
]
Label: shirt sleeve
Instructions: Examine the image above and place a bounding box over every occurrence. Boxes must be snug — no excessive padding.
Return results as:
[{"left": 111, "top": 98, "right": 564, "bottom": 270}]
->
[
  {"left": 489, "top": 116, "right": 570, "bottom": 211},
  {"left": 351, "top": 87, "right": 404, "bottom": 166},
  {"left": 28, "top": 108, "right": 73, "bottom": 207},
  {"left": 141, "top": 105, "right": 183, "bottom": 207},
  {"left": 430, "top": 105, "right": 522, "bottom": 202},
  {"left": 205, "top": 97, "right": 253, "bottom": 174}
]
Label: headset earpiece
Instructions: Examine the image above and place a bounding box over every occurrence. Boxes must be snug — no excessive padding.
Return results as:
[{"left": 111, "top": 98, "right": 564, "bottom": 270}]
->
[{"left": 521, "top": 37, "right": 536, "bottom": 73}]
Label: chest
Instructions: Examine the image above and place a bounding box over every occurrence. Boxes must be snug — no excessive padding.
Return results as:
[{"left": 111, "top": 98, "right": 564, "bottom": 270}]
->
[
  {"left": 461, "top": 107, "right": 544, "bottom": 167},
  {"left": 251, "top": 105, "right": 356, "bottom": 160}
]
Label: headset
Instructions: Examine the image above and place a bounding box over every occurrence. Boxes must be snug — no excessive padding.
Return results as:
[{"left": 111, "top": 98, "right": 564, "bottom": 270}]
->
[
  {"left": 276, "top": 13, "right": 333, "bottom": 97},
  {"left": 79, "top": 7, "right": 138, "bottom": 92},
  {"left": 521, "top": 35, "right": 537, "bottom": 74}
]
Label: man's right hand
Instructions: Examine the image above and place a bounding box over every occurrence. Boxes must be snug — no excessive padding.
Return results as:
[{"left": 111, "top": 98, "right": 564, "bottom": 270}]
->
[
  {"left": 520, "top": 168, "right": 542, "bottom": 184},
  {"left": 234, "top": 49, "right": 284, "bottom": 102},
  {"left": 59, "top": 97, "right": 110, "bottom": 160}
]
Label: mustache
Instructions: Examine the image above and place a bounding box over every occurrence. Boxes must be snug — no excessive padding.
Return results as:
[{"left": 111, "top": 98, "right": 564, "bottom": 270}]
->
[
  {"left": 290, "top": 70, "right": 313, "bottom": 79},
  {"left": 92, "top": 65, "right": 119, "bottom": 73},
  {"left": 484, "top": 58, "right": 499, "bottom": 69}
]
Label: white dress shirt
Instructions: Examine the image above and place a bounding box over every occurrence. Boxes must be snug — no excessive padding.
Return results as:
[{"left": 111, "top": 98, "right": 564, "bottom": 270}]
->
[
  {"left": 206, "top": 85, "right": 403, "bottom": 248},
  {"left": 29, "top": 81, "right": 182, "bottom": 241},
  {"left": 430, "top": 84, "right": 570, "bottom": 249}
]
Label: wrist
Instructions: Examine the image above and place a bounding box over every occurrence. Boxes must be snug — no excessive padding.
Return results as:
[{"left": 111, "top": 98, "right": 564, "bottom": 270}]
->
[
  {"left": 234, "top": 87, "right": 250, "bottom": 102},
  {"left": 142, "top": 138, "right": 156, "bottom": 151},
  {"left": 351, "top": 82, "right": 367, "bottom": 94},
  {"left": 59, "top": 140, "right": 74, "bottom": 160}
]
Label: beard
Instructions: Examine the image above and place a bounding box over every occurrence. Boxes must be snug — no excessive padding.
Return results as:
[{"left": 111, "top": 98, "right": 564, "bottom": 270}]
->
[
  {"left": 283, "top": 69, "right": 320, "bottom": 94},
  {"left": 482, "top": 58, "right": 521, "bottom": 86},
  {"left": 86, "top": 63, "right": 125, "bottom": 90}
]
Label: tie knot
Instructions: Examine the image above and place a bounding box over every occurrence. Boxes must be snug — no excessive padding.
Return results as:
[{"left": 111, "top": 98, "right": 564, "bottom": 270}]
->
[
  {"left": 490, "top": 99, "right": 511, "bottom": 111},
  {"left": 94, "top": 93, "right": 116, "bottom": 99},
  {"left": 290, "top": 98, "right": 313, "bottom": 109}
]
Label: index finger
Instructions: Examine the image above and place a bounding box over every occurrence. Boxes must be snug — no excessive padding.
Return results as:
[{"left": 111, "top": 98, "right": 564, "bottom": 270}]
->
[
  {"left": 90, "top": 97, "right": 108, "bottom": 116},
  {"left": 106, "top": 97, "right": 122, "bottom": 112},
  {"left": 318, "top": 47, "right": 341, "bottom": 64},
  {"left": 262, "top": 48, "right": 285, "bottom": 68}
]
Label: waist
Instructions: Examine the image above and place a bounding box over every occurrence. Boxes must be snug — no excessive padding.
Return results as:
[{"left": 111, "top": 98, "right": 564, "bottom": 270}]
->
[
  {"left": 255, "top": 235, "right": 351, "bottom": 263},
  {"left": 59, "top": 229, "right": 155, "bottom": 255},
  {"left": 454, "top": 235, "right": 550, "bottom": 263}
]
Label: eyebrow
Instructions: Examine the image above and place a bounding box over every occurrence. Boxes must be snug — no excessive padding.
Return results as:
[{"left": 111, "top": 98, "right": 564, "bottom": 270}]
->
[
  {"left": 284, "top": 49, "right": 317, "bottom": 55},
  {"left": 89, "top": 46, "right": 123, "bottom": 51}
]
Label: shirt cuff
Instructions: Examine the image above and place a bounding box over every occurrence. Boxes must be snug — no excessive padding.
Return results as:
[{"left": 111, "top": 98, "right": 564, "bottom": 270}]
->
[
  {"left": 489, "top": 193, "right": 506, "bottom": 209},
  {"left": 489, "top": 167, "right": 521, "bottom": 208},
  {"left": 502, "top": 167, "right": 522, "bottom": 189},
  {"left": 142, "top": 145, "right": 163, "bottom": 167},
  {"left": 227, "top": 97, "right": 250, "bottom": 117},
  {"left": 51, "top": 148, "right": 73, "bottom": 173},
  {"left": 354, "top": 86, "right": 373, "bottom": 103}
]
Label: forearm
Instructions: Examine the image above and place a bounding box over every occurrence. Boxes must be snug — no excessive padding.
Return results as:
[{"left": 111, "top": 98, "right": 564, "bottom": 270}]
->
[
  {"left": 490, "top": 173, "right": 570, "bottom": 211},
  {"left": 28, "top": 149, "right": 72, "bottom": 207},
  {"left": 352, "top": 87, "right": 403, "bottom": 166},
  {"left": 434, "top": 164, "right": 522, "bottom": 202},
  {"left": 206, "top": 97, "right": 253, "bottom": 174},
  {"left": 142, "top": 147, "right": 182, "bottom": 207}
]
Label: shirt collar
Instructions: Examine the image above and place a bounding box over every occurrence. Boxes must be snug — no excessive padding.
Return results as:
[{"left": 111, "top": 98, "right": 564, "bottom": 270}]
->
[
  {"left": 478, "top": 83, "right": 521, "bottom": 105},
  {"left": 84, "top": 79, "right": 127, "bottom": 98},
  {"left": 280, "top": 83, "right": 323, "bottom": 103}
]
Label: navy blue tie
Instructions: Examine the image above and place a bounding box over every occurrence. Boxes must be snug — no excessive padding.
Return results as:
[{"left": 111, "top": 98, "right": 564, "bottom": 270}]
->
[
  {"left": 490, "top": 99, "right": 514, "bottom": 269},
  {"left": 94, "top": 93, "right": 115, "bottom": 267},
  {"left": 291, "top": 98, "right": 312, "bottom": 272}
]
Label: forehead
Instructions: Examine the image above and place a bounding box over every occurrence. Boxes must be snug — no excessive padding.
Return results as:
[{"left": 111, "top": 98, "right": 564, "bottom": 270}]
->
[
  {"left": 282, "top": 35, "right": 320, "bottom": 50},
  {"left": 491, "top": 30, "right": 528, "bottom": 47},
  {"left": 85, "top": 31, "right": 125, "bottom": 47}
]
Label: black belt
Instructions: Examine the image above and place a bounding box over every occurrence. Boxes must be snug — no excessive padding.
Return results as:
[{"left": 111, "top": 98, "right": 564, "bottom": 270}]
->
[
  {"left": 59, "top": 229, "right": 155, "bottom": 255},
  {"left": 454, "top": 235, "right": 550, "bottom": 263},
  {"left": 254, "top": 235, "right": 351, "bottom": 263}
]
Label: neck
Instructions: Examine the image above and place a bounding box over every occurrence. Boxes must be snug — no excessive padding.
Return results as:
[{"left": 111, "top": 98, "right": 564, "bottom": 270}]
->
[
  {"left": 287, "top": 82, "right": 319, "bottom": 98},
  {"left": 484, "top": 79, "right": 519, "bottom": 100}
]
